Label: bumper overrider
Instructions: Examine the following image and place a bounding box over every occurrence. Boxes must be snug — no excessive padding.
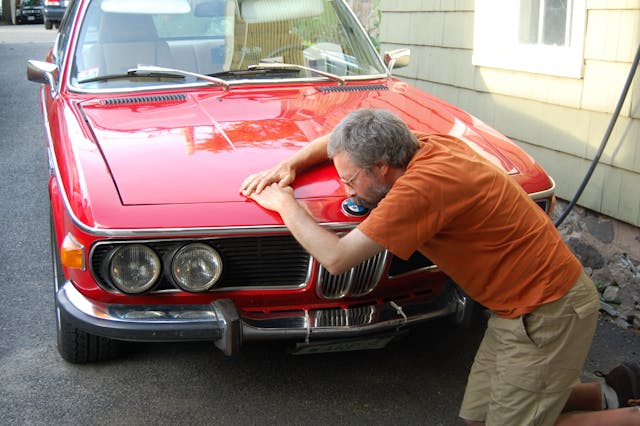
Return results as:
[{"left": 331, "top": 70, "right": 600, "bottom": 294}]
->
[{"left": 57, "top": 281, "right": 461, "bottom": 356}]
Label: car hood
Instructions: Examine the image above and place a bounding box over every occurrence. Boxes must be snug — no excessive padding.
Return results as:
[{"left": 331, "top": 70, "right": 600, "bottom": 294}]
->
[{"left": 79, "top": 81, "right": 519, "bottom": 206}]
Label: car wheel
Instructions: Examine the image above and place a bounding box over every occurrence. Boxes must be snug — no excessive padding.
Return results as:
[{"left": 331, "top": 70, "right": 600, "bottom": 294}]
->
[
  {"left": 56, "top": 310, "right": 121, "bottom": 364},
  {"left": 44, "top": 19, "right": 53, "bottom": 30},
  {"left": 50, "top": 211, "right": 121, "bottom": 363}
]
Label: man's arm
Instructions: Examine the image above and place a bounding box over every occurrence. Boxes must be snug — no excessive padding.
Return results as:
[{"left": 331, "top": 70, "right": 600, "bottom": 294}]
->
[
  {"left": 240, "top": 134, "right": 331, "bottom": 196},
  {"left": 247, "top": 183, "right": 384, "bottom": 275}
]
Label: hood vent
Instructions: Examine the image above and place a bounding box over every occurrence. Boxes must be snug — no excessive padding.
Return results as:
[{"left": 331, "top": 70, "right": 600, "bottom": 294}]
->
[
  {"left": 317, "top": 85, "right": 388, "bottom": 93},
  {"left": 102, "top": 93, "right": 187, "bottom": 105}
]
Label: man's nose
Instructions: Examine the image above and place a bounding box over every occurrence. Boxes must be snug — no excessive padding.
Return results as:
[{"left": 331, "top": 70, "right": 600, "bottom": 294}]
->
[{"left": 345, "top": 186, "right": 357, "bottom": 197}]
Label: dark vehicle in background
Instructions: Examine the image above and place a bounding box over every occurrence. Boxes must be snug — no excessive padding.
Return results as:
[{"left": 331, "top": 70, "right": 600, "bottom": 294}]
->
[
  {"left": 16, "top": 0, "right": 44, "bottom": 24},
  {"left": 43, "top": 0, "right": 67, "bottom": 29}
]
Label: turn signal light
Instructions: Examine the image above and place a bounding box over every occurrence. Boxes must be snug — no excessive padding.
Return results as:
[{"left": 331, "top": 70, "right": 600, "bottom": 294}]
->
[{"left": 60, "top": 234, "right": 85, "bottom": 270}]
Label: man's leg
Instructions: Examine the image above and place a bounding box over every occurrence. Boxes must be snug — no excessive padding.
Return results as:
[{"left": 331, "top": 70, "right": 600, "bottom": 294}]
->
[
  {"left": 462, "top": 362, "right": 640, "bottom": 425},
  {"left": 459, "top": 322, "right": 497, "bottom": 423},
  {"left": 564, "top": 362, "right": 640, "bottom": 412},
  {"left": 460, "top": 307, "right": 591, "bottom": 426},
  {"left": 556, "top": 407, "right": 640, "bottom": 426},
  {"left": 460, "top": 271, "right": 599, "bottom": 425},
  {"left": 562, "top": 383, "right": 602, "bottom": 412}
]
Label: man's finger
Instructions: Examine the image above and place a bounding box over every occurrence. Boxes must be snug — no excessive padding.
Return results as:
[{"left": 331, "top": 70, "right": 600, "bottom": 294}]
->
[
  {"left": 240, "top": 173, "right": 258, "bottom": 193},
  {"left": 241, "top": 172, "right": 269, "bottom": 196},
  {"left": 255, "top": 178, "right": 270, "bottom": 194},
  {"left": 278, "top": 173, "right": 293, "bottom": 187}
]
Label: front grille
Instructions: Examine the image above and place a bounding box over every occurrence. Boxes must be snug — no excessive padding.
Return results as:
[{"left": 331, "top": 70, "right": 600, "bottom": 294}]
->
[
  {"left": 317, "top": 251, "right": 388, "bottom": 299},
  {"left": 314, "top": 305, "right": 376, "bottom": 327},
  {"left": 91, "top": 236, "right": 311, "bottom": 292},
  {"left": 92, "top": 237, "right": 436, "bottom": 296}
]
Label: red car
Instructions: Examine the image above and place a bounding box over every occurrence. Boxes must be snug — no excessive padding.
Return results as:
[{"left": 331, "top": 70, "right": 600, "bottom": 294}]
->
[{"left": 28, "top": 0, "right": 555, "bottom": 363}]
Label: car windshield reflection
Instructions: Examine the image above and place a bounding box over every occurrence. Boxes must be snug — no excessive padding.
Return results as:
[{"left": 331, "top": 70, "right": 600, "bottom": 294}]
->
[{"left": 71, "top": 0, "right": 386, "bottom": 90}]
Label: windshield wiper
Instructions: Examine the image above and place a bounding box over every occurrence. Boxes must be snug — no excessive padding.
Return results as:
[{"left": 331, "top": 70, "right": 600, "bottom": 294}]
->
[
  {"left": 247, "top": 62, "right": 346, "bottom": 85},
  {"left": 209, "top": 68, "right": 298, "bottom": 78},
  {"left": 78, "top": 65, "right": 230, "bottom": 90},
  {"left": 78, "top": 67, "right": 186, "bottom": 84}
]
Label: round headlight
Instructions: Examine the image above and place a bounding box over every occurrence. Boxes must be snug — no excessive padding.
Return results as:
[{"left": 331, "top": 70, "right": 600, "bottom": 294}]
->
[
  {"left": 171, "top": 243, "right": 223, "bottom": 292},
  {"left": 109, "top": 244, "right": 161, "bottom": 294}
]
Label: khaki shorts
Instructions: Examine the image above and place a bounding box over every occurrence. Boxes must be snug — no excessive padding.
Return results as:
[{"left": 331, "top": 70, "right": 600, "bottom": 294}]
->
[{"left": 459, "top": 270, "right": 599, "bottom": 426}]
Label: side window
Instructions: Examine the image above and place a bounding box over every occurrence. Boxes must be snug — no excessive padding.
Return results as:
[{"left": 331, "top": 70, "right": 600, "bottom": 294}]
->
[
  {"left": 53, "top": 0, "right": 80, "bottom": 68},
  {"left": 473, "top": 0, "right": 586, "bottom": 78}
]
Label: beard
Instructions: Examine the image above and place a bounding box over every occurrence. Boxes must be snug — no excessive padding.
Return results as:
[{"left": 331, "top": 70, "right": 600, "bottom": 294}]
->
[{"left": 352, "top": 181, "right": 392, "bottom": 209}]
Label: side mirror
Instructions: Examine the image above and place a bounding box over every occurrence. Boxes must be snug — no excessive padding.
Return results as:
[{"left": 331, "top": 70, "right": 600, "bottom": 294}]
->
[
  {"left": 27, "top": 60, "right": 59, "bottom": 96},
  {"left": 384, "top": 48, "right": 410, "bottom": 75}
]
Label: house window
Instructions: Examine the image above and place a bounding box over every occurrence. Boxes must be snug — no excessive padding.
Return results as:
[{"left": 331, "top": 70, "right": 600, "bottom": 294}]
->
[
  {"left": 473, "top": 0, "right": 585, "bottom": 78},
  {"left": 520, "top": 0, "right": 570, "bottom": 46}
]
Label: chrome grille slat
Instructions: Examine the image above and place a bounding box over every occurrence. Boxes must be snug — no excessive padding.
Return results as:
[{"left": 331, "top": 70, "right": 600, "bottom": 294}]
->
[
  {"left": 317, "top": 251, "right": 387, "bottom": 299},
  {"left": 317, "top": 268, "right": 350, "bottom": 299},
  {"left": 314, "top": 306, "right": 376, "bottom": 327},
  {"left": 350, "top": 252, "right": 387, "bottom": 296}
]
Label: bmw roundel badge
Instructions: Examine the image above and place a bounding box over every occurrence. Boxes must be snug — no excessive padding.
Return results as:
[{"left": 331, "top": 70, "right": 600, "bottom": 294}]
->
[{"left": 341, "top": 198, "right": 370, "bottom": 217}]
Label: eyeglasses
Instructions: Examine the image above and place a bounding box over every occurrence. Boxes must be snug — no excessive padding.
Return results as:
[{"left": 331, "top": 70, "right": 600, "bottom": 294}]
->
[{"left": 341, "top": 168, "right": 364, "bottom": 188}]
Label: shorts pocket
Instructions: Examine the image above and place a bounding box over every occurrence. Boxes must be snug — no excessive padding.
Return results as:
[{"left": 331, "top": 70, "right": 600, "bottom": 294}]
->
[
  {"left": 521, "top": 311, "right": 573, "bottom": 348},
  {"left": 502, "top": 365, "right": 581, "bottom": 394}
]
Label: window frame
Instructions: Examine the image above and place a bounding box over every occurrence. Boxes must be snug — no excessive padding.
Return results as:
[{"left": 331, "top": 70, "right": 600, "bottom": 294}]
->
[{"left": 472, "top": 0, "right": 586, "bottom": 79}]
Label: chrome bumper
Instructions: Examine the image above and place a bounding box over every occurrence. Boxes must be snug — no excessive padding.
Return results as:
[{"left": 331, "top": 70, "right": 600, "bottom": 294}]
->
[{"left": 57, "top": 281, "right": 459, "bottom": 356}]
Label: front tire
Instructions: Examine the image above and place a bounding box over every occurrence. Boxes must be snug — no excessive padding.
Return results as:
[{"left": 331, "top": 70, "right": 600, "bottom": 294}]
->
[
  {"left": 56, "top": 310, "right": 121, "bottom": 364},
  {"left": 51, "top": 211, "right": 120, "bottom": 363},
  {"left": 44, "top": 19, "right": 53, "bottom": 30}
]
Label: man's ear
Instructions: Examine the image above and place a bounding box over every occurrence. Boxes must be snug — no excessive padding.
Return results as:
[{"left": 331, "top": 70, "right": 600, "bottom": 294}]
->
[{"left": 375, "top": 162, "right": 390, "bottom": 177}]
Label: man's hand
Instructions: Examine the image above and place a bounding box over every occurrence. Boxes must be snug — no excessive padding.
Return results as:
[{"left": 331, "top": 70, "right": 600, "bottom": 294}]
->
[
  {"left": 246, "top": 182, "right": 296, "bottom": 213},
  {"left": 240, "top": 163, "right": 296, "bottom": 197},
  {"left": 246, "top": 182, "right": 382, "bottom": 275},
  {"left": 240, "top": 133, "right": 331, "bottom": 197}
]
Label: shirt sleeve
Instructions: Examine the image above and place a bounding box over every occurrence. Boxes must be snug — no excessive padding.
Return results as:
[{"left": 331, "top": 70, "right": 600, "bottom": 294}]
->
[{"left": 357, "top": 177, "right": 446, "bottom": 260}]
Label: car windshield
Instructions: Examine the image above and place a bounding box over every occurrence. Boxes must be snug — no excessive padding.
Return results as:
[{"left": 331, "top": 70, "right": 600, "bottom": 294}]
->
[
  {"left": 22, "top": 0, "right": 42, "bottom": 6},
  {"left": 70, "top": 0, "right": 387, "bottom": 90}
]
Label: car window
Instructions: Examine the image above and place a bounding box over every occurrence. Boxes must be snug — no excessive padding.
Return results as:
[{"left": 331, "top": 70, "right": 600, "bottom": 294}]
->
[
  {"left": 153, "top": 4, "right": 229, "bottom": 39},
  {"left": 53, "top": 0, "right": 80, "bottom": 69},
  {"left": 70, "top": 0, "right": 386, "bottom": 90},
  {"left": 21, "top": 0, "right": 42, "bottom": 6}
]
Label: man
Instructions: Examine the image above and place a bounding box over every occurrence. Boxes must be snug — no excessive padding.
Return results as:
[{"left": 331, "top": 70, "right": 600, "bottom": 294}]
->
[{"left": 240, "top": 108, "right": 639, "bottom": 425}]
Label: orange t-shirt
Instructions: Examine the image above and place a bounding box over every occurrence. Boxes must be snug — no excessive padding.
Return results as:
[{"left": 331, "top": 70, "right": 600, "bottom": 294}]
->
[{"left": 358, "top": 134, "right": 582, "bottom": 318}]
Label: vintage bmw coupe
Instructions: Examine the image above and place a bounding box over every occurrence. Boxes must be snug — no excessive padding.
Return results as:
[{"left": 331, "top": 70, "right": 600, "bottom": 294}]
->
[{"left": 28, "top": 0, "right": 556, "bottom": 363}]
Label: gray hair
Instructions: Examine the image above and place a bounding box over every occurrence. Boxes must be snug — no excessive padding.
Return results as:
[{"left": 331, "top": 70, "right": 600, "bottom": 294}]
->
[{"left": 327, "top": 109, "right": 420, "bottom": 169}]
